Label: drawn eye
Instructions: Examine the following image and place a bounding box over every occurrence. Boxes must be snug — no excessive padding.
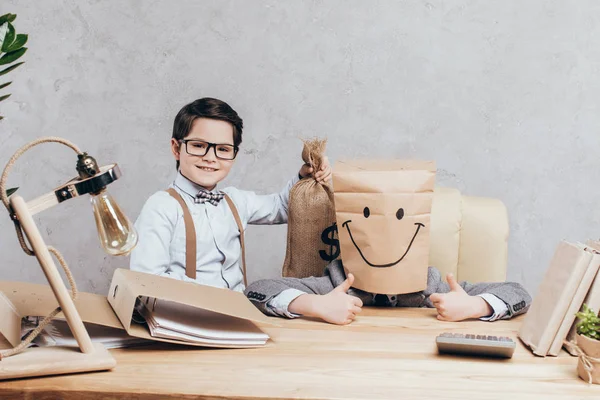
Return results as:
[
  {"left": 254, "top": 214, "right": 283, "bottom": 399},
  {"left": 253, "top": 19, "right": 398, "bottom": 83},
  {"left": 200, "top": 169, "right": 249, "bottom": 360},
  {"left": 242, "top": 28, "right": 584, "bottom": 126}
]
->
[
  {"left": 396, "top": 208, "right": 404, "bottom": 220},
  {"left": 363, "top": 207, "right": 370, "bottom": 218}
]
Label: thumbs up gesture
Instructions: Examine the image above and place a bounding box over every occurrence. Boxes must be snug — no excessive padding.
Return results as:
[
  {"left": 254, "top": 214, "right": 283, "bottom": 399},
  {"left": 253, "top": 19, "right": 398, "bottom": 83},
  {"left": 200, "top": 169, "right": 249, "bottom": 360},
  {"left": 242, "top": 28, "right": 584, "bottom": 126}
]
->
[
  {"left": 429, "top": 273, "right": 492, "bottom": 322},
  {"left": 314, "top": 273, "right": 363, "bottom": 325}
]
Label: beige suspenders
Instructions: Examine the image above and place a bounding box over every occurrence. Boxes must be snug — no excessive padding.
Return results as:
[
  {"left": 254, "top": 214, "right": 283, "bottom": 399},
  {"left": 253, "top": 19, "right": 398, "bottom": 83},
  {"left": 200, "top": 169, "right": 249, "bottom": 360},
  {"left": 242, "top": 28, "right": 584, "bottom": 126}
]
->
[{"left": 165, "top": 188, "right": 247, "bottom": 286}]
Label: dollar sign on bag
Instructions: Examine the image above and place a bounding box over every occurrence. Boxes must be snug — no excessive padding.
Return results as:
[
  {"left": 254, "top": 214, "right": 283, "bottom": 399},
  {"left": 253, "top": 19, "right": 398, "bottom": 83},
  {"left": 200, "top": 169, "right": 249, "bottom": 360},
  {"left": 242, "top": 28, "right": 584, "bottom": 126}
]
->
[{"left": 319, "top": 222, "right": 340, "bottom": 262}]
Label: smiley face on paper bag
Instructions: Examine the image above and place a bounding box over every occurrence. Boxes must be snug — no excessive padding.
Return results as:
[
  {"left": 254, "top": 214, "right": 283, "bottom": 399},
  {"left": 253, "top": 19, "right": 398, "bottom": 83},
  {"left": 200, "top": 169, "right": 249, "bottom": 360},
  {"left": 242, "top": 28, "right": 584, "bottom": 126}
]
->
[{"left": 341, "top": 205, "right": 424, "bottom": 268}]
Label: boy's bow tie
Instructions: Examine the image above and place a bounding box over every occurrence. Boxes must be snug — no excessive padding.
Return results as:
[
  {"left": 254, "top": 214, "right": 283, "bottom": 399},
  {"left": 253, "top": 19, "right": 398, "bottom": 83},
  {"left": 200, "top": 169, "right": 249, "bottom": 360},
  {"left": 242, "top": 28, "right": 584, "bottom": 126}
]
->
[{"left": 195, "top": 189, "right": 224, "bottom": 206}]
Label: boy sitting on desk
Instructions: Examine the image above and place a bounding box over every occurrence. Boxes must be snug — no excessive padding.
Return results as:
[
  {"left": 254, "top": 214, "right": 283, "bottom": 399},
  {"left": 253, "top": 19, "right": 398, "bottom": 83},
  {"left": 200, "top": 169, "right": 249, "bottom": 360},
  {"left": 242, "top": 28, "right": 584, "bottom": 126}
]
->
[{"left": 245, "top": 160, "right": 531, "bottom": 325}]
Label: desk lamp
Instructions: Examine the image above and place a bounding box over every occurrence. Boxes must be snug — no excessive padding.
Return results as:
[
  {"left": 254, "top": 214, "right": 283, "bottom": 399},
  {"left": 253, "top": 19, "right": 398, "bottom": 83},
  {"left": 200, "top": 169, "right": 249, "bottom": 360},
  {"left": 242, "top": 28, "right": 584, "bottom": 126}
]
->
[{"left": 0, "top": 136, "right": 137, "bottom": 380}]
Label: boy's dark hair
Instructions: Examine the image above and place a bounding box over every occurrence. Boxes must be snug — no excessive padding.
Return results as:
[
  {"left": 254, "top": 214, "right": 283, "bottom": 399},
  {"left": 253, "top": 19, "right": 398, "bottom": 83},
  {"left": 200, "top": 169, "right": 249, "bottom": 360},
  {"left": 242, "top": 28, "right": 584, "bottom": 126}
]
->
[{"left": 172, "top": 97, "right": 244, "bottom": 170}]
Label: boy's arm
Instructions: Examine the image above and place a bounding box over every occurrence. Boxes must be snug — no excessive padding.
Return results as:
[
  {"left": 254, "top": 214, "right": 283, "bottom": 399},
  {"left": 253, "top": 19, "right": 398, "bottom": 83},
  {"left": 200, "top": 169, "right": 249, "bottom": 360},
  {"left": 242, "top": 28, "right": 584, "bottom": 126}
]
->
[
  {"left": 245, "top": 275, "right": 334, "bottom": 317},
  {"left": 460, "top": 281, "right": 531, "bottom": 320},
  {"left": 426, "top": 267, "right": 532, "bottom": 321},
  {"left": 241, "top": 156, "right": 332, "bottom": 225},
  {"left": 267, "top": 288, "right": 307, "bottom": 318},
  {"left": 241, "top": 174, "right": 300, "bottom": 225},
  {"left": 130, "top": 192, "right": 195, "bottom": 283},
  {"left": 245, "top": 271, "right": 363, "bottom": 325}
]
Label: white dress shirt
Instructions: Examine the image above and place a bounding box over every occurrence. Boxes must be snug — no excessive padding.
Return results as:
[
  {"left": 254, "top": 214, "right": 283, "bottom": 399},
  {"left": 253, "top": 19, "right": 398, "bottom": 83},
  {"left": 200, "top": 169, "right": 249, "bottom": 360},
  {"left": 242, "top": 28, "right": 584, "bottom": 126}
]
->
[{"left": 130, "top": 171, "right": 299, "bottom": 293}]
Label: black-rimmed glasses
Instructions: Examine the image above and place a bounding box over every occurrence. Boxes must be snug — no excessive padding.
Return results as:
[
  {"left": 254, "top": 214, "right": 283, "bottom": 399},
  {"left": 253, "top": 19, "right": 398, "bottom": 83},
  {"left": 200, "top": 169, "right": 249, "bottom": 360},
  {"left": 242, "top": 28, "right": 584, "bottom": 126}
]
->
[{"left": 180, "top": 140, "right": 239, "bottom": 160}]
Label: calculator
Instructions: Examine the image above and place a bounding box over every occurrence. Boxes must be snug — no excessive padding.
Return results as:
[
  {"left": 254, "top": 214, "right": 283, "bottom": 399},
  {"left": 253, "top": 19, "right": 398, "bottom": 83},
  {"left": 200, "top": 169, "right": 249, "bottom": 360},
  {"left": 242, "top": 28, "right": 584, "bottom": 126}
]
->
[{"left": 435, "top": 332, "right": 516, "bottom": 358}]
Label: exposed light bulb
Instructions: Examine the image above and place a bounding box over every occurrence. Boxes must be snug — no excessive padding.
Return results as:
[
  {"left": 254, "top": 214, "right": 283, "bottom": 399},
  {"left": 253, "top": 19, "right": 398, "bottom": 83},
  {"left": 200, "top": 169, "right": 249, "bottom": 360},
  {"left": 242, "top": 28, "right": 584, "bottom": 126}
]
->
[{"left": 90, "top": 189, "right": 137, "bottom": 256}]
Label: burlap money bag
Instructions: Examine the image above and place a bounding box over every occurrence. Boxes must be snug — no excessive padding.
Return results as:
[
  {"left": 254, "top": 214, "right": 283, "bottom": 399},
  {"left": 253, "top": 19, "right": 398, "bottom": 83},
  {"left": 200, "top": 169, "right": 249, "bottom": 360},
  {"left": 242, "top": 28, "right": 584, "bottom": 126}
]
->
[{"left": 282, "top": 139, "right": 337, "bottom": 278}]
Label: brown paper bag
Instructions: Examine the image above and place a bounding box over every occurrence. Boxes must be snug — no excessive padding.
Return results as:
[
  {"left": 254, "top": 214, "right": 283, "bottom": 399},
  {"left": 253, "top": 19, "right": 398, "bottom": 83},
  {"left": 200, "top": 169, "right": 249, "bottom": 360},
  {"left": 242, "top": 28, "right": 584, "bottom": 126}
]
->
[
  {"left": 332, "top": 160, "right": 436, "bottom": 294},
  {"left": 282, "top": 139, "right": 337, "bottom": 278},
  {"left": 576, "top": 334, "right": 600, "bottom": 384}
]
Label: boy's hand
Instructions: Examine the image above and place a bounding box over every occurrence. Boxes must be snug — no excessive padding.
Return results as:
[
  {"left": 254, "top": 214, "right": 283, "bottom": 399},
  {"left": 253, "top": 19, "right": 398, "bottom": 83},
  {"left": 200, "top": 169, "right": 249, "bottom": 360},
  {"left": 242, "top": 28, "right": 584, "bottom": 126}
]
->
[
  {"left": 429, "top": 273, "right": 492, "bottom": 322},
  {"left": 299, "top": 156, "right": 332, "bottom": 184},
  {"left": 309, "top": 273, "right": 363, "bottom": 325}
]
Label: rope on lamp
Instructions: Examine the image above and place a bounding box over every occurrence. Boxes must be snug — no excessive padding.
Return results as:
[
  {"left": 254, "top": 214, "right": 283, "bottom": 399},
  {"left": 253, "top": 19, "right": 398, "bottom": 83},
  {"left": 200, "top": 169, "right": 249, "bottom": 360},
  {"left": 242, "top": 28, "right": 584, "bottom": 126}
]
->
[{"left": 0, "top": 137, "right": 83, "bottom": 359}]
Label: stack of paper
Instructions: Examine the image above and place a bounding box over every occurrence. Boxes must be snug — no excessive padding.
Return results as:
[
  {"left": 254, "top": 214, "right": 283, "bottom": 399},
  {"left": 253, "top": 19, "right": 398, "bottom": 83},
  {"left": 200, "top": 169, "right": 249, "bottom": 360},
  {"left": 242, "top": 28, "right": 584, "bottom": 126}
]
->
[
  {"left": 518, "top": 240, "right": 600, "bottom": 356},
  {"left": 31, "top": 319, "right": 151, "bottom": 350},
  {"left": 136, "top": 296, "right": 269, "bottom": 348}
]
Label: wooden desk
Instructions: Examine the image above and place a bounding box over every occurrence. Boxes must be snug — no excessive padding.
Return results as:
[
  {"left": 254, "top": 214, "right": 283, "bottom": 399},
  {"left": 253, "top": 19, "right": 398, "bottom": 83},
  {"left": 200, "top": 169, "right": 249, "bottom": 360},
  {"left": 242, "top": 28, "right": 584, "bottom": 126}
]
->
[{"left": 0, "top": 308, "right": 597, "bottom": 399}]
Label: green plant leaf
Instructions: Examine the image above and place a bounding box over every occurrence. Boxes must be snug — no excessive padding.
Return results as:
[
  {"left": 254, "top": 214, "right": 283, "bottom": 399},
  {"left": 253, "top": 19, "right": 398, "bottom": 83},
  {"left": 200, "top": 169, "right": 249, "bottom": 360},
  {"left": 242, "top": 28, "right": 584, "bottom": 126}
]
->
[
  {"left": 0, "top": 14, "right": 17, "bottom": 25},
  {"left": 0, "top": 81, "right": 11, "bottom": 90},
  {"left": 0, "top": 61, "right": 23, "bottom": 76},
  {"left": 6, "top": 187, "right": 18, "bottom": 197},
  {"left": 576, "top": 303, "right": 600, "bottom": 340},
  {"left": 1, "top": 22, "right": 15, "bottom": 52},
  {"left": 0, "top": 93, "right": 10, "bottom": 102},
  {"left": 0, "top": 47, "right": 26, "bottom": 66},
  {"left": 5, "top": 34, "right": 27, "bottom": 52},
  {"left": 0, "top": 23, "right": 8, "bottom": 51}
]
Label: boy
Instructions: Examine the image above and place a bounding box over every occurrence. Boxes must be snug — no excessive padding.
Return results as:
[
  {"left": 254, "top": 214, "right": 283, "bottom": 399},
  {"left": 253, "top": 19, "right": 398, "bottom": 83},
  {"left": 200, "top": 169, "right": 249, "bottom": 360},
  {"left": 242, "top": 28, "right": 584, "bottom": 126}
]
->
[
  {"left": 246, "top": 258, "right": 532, "bottom": 325},
  {"left": 130, "top": 97, "right": 331, "bottom": 293}
]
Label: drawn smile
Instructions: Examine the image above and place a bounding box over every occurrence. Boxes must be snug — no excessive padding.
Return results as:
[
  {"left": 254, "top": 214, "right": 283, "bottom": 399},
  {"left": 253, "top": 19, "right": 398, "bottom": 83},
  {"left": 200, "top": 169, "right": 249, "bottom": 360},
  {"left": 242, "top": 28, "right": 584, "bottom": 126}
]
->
[{"left": 341, "top": 220, "right": 424, "bottom": 268}]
